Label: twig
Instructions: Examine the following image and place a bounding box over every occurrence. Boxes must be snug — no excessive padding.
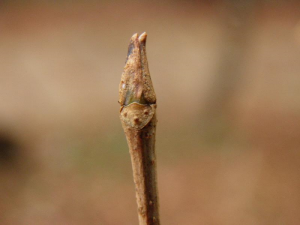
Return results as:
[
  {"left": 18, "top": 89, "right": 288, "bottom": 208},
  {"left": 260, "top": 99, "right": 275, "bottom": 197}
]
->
[{"left": 119, "top": 32, "right": 160, "bottom": 225}]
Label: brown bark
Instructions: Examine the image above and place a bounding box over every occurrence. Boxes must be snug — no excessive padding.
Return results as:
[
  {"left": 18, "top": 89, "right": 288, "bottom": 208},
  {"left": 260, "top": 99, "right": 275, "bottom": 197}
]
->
[{"left": 119, "top": 32, "right": 160, "bottom": 225}]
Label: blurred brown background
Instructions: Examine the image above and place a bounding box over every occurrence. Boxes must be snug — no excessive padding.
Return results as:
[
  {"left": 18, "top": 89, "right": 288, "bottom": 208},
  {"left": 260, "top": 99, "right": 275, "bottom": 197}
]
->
[{"left": 1, "top": 0, "right": 300, "bottom": 224}]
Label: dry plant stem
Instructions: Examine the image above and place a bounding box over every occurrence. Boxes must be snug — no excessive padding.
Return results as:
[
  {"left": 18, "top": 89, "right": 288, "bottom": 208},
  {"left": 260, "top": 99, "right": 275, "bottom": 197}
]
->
[{"left": 119, "top": 32, "right": 160, "bottom": 225}]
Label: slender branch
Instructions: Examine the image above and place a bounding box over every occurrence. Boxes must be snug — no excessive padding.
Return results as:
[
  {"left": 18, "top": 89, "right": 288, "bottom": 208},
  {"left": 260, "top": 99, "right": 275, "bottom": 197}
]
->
[{"left": 119, "top": 32, "right": 160, "bottom": 225}]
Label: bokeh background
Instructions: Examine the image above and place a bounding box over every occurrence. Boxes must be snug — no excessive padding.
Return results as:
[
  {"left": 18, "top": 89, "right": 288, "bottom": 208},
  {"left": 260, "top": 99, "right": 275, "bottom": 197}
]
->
[{"left": 1, "top": 0, "right": 300, "bottom": 224}]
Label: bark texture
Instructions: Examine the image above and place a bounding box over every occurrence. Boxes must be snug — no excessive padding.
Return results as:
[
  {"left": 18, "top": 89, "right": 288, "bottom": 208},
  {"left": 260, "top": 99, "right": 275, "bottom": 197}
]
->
[{"left": 119, "top": 32, "right": 160, "bottom": 225}]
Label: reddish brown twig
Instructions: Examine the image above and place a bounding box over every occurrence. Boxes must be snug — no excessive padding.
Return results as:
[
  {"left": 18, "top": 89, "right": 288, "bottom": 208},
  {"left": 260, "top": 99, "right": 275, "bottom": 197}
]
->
[{"left": 119, "top": 32, "right": 160, "bottom": 225}]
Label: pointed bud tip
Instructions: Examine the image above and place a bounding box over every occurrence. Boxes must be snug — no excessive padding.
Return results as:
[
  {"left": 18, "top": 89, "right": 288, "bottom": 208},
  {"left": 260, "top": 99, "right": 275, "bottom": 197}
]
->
[
  {"left": 131, "top": 33, "right": 139, "bottom": 40},
  {"left": 138, "top": 32, "right": 147, "bottom": 44},
  {"left": 127, "top": 33, "right": 139, "bottom": 59}
]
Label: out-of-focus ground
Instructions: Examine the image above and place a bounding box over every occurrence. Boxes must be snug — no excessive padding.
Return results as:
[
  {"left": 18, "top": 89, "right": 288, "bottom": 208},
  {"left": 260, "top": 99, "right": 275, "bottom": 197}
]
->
[{"left": 0, "top": 1, "right": 300, "bottom": 224}]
